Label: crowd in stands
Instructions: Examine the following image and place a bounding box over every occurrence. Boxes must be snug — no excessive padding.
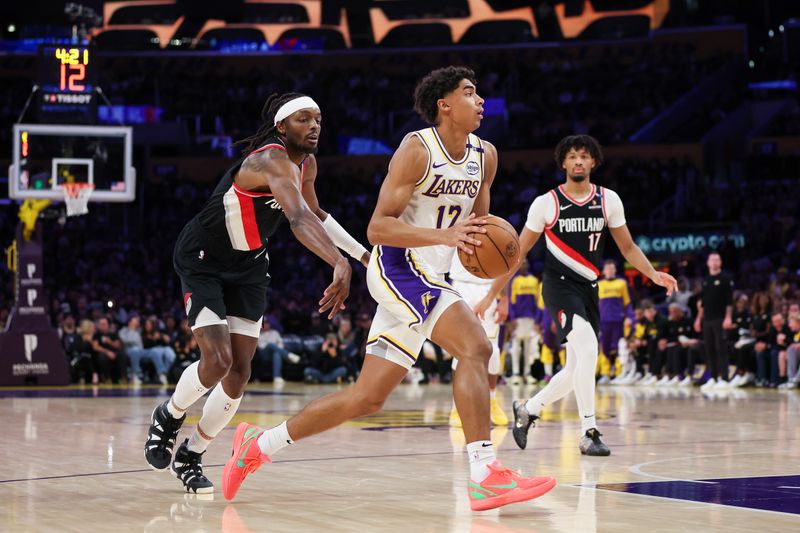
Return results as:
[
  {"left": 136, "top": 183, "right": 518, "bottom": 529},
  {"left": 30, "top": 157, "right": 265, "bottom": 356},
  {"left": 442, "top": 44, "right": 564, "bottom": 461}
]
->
[{"left": 0, "top": 40, "right": 736, "bottom": 160}]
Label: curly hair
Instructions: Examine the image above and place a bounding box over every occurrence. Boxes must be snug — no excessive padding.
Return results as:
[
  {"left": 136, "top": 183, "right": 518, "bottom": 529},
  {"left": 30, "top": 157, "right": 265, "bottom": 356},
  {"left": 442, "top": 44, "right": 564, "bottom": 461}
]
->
[
  {"left": 554, "top": 134, "right": 604, "bottom": 168},
  {"left": 413, "top": 66, "right": 477, "bottom": 124},
  {"left": 235, "top": 92, "right": 307, "bottom": 155}
]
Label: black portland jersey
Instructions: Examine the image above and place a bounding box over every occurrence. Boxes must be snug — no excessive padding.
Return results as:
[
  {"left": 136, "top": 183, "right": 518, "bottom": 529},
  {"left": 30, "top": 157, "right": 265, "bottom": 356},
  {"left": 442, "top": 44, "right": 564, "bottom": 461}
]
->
[
  {"left": 194, "top": 137, "right": 305, "bottom": 254},
  {"left": 543, "top": 184, "right": 609, "bottom": 282}
]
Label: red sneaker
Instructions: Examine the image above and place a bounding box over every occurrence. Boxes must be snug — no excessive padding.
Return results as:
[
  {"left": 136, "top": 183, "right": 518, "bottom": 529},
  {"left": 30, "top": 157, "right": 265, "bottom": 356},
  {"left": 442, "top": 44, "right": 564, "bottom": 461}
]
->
[
  {"left": 222, "top": 423, "right": 271, "bottom": 501},
  {"left": 468, "top": 460, "right": 556, "bottom": 511}
]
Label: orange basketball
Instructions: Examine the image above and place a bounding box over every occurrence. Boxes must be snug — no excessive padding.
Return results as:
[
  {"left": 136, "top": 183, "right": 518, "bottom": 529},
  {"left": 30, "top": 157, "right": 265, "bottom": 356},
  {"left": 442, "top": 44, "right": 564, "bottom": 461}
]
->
[{"left": 457, "top": 215, "right": 521, "bottom": 279}]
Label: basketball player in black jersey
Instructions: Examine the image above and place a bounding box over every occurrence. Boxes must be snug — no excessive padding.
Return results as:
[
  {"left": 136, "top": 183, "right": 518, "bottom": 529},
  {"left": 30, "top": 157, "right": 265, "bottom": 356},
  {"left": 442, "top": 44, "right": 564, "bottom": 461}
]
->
[
  {"left": 478, "top": 135, "right": 676, "bottom": 456},
  {"left": 144, "top": 93, "right": 369, "bottom": 493}
]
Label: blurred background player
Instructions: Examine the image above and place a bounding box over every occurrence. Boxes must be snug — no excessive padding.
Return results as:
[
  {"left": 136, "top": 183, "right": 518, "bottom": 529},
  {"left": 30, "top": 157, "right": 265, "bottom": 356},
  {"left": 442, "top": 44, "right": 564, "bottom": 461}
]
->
[
  {"left": 448, "top": 252, "right": 509, "bottom": 428},
  {"left": 507, "top": 259, "right": 541, "bottom": 385},
  {"left": 143, "top": 93, "right": 364, "bottom": 493},
  {"left": 597, "top": 260, "right": 634, "bottom": 384},
  {"left": 694, "top": 252, "right": 734, "bottom": 391},
  {"left": 222, "top": 66, "right": 556, "bottom": 511},
  {"left": 477, "top": 134, "right": 677, "bottom": 456}
]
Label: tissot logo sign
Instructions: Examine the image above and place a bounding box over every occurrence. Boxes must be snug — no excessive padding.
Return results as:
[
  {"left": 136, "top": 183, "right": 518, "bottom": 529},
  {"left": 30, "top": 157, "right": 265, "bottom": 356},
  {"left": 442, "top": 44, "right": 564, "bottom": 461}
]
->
[{"left": 94, "top": 0, "right": 669, "bottom": 48}]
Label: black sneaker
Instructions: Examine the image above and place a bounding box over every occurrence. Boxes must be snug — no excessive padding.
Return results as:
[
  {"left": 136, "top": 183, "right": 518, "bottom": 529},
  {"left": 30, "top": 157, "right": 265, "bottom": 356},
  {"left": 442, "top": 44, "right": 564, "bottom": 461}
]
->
[
  {"left": 579, "top": 428, "right": 611, "bottom": 456},
  {"left": 145, "top": 401, "right": 186, "bottom": 470},
  {"left": 172, "top": 439, "right": 214, "bottom": 494},
  {"left": 512, "top": 400, "right": 539, "bottom": 450}
]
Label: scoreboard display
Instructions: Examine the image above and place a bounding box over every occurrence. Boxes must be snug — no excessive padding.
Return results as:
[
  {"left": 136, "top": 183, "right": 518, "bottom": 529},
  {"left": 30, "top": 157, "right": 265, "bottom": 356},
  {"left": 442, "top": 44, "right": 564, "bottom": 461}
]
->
[{"left": 37, "top": 45, "right": 97, "bottom": 123}]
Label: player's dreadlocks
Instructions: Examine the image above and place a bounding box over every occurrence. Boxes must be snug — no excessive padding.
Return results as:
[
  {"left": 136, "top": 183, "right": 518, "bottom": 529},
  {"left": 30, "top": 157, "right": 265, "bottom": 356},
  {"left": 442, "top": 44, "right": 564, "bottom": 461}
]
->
[{"left": 235, "top": 92, "right": 306, "bottom": 155}]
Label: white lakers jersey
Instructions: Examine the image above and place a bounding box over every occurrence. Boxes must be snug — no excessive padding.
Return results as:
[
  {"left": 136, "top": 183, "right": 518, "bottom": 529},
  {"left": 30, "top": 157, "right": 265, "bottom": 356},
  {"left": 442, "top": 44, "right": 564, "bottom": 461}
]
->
[{"left": 400, "top": 127, "right": 485, "bottom": 274}]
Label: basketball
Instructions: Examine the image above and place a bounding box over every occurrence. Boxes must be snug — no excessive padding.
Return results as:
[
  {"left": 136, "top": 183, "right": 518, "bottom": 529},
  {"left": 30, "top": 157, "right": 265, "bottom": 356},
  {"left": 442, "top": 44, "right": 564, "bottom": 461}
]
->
[{"left": 458, "top": 215, "right": 521, "bottom": 279}]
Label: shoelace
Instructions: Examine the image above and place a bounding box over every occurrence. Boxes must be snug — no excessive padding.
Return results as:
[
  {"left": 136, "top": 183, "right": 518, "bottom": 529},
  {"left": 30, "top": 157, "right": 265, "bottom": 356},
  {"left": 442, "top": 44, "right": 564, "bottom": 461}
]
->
[
  {"left": 487, "top": 463, "right": 521, "bottom": 481},
  {"left": 241, "top": 455, "right": 269, "bottom": 477}
]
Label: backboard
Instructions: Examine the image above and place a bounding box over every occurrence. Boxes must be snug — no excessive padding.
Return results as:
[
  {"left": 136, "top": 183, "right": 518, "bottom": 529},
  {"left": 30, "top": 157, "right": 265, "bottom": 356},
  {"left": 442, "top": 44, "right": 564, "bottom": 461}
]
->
[{"left": 9, "top": 123, "right": 136, "bottom": 202}]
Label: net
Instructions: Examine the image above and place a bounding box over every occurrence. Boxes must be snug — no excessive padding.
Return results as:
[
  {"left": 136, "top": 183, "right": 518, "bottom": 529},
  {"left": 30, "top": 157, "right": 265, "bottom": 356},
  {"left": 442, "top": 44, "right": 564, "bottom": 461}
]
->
[{"left": 62, "top": 182, "right": 94, "bottom": 217}]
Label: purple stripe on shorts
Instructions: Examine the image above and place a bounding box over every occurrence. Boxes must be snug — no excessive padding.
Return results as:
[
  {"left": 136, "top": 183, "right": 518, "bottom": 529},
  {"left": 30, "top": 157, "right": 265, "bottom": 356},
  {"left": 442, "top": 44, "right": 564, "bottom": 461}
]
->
[{"left": 379, "top": 246, "right": 441, "bottom": 321}]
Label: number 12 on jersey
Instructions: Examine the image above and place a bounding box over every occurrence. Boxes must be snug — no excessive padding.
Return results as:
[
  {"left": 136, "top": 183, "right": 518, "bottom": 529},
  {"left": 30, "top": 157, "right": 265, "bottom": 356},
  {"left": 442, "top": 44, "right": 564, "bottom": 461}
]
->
[
  {"left": 435, "top": 205, "right": 462, "bottom": 228},
  {"left": 588, "top": 232, "right": 602, "bottom": 252}
]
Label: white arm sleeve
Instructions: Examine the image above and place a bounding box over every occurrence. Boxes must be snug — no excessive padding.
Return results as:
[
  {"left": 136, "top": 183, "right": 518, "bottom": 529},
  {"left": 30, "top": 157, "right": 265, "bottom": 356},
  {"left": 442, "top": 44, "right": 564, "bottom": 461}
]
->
[
  {"left": 525, "top": 193, "right": 556, "bottom": 233},
  {"left": 322, "top": 214, "right": 369, "bottom": 260},
  {"left": 602, "top": 188, "right": 626, "bottom": 228}
]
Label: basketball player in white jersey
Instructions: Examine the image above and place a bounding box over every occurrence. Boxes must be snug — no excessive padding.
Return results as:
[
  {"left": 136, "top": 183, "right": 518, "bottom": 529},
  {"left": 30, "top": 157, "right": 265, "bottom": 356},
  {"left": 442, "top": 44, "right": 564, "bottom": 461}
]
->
[
  {"left": 448, "top": 253, "right": 509, "bottom": 428},
  {"left": 477, "top": 135, "right": 677, "bottom": 456},
  {"left": 223, "top": 66, "right": 556, "bottom": 511}
]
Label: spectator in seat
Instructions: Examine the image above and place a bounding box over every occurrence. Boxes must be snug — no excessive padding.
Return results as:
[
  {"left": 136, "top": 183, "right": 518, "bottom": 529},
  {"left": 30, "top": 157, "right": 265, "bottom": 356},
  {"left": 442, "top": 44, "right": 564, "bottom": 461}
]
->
[
  {"left": 253, "top": 319, "right": 301, "bottom": 385},
  {"left": 92, "top": 317, "right": 126, "bottom": 384},
  {"left": 304, "top": 333, "right": 348, "bottom": 384},
  {"left": 120, "top": 315, "right": 171, "bottom": 385}
]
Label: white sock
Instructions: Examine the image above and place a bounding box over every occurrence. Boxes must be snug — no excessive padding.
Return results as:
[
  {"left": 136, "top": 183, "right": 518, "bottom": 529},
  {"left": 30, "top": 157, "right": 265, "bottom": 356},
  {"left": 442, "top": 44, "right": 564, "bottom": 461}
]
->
[
  {"left": 567, "top": 316, "right": 599, "bottom": 434},
  {"left": 167, "top": 361, "right": 210, "bottom": 418},
  {"left": 545, "top": 363, "right": 553, "bottom": 375},
  {"left": 467, "top": 441, "right": 496, "bottom": 482},
  {"left": 525, "top": 343, "right": 578, "bottom": 416},
  {"left": 489, "top": 388, "right": 497, "bottom": 400},
  {"left": 257, "top": 420, "right": 293, "bottom": 457},
  {"left": 187, "top": 384, "right": 242, "bottom": 453}
]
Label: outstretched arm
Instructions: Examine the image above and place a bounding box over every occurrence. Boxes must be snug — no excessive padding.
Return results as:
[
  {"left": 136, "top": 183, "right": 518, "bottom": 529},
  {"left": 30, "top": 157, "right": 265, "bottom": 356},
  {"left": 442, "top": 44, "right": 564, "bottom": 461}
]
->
[
  {"left": 301, "top": 155, "right": 370, "bottom": 267},
  {"left": 239, "top": 149, "right": 351, "bottom": 318},
  {"left": 609, "top": 224, "right": 677, "bottom": 296}
]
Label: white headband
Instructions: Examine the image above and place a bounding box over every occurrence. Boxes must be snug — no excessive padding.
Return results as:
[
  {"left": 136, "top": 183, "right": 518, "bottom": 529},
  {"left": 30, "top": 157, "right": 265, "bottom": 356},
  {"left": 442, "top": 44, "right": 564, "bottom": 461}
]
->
[{"left": 273, "top": 96, "right": 320, "bottom": 125}]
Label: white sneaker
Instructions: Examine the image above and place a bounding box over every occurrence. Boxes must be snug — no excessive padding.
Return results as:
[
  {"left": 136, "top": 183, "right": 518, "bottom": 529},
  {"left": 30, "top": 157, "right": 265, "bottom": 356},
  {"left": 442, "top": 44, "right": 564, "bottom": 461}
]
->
[
  {"left": 132, "top": 375, "right": 143, "bottom": 386},
  {"left": 715, "top": 379, "right": 730, "bottom": 390},
  {"left": 656, "top": 376, "right": 671, "bottom": 387},
  {"left": 640, "top": 374, "right": 658, "bottom": 386},
  {"left": 158, "top": 373, "right": 168, "bottom": 385},
  {"left": 630, "top": 372, "right": 644, "bottom": 385},
  {"left": 273, "top": 376, "right": 285, "bottom": 386},
  {"left": 287, "top": 352, "right": 301, "bottom": 364},
  {"left": 729, "top": 374, "right": 743, "bottom": 387},
  {"left": 525, "top": 375, "right": 537, "bottom": 385},
  {"left": 597, "top": 375, "right": 611, "bottom": 385},
  {"left": 701, "top": 378, "right": 717, "bottom": 391},
  {"left": 667, "top": 376, "right": 680, "bottom": 387},
  {"left": 678, "top": 376, "right": 692, "bottom": 387}
]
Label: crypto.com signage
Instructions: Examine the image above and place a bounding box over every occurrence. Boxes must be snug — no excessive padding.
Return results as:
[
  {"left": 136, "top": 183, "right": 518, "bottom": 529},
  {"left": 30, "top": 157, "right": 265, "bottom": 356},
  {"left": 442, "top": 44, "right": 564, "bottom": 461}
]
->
[{"left": 93, "top": 0, "right": 670, "bottom": 49}]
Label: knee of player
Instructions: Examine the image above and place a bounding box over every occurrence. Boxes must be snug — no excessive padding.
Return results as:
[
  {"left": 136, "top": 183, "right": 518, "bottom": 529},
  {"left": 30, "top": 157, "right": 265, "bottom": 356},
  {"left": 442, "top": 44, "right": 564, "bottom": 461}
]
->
[
  {"left": 205, "top": 347, "right": 234, "bottom": 375},
  {"left": 467, "top": 338, "right": 493, "bottom": 364},
  {"left": 351, "top": 391, "right": 386, "bottom": 416}
]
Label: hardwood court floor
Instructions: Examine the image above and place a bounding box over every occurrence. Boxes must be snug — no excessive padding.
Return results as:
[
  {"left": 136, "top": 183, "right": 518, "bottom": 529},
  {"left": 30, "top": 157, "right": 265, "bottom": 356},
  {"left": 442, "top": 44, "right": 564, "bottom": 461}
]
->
[{"left": 1, "top": 382, "right": 799, "bottom": 532}]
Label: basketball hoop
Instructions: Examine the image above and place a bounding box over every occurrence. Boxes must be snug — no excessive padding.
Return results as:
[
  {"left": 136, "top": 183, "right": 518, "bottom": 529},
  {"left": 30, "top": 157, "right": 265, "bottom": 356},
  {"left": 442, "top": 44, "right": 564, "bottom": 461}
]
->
[{"left": 62, "top": 182, "right": 94, "bottom": 217}]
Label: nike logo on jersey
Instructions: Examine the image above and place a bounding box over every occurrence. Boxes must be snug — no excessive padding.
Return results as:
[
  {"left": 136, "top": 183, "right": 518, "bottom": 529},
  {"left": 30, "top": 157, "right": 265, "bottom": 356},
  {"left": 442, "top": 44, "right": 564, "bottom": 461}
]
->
[
  {"left": 560, "top": 204, "right": 573, "bottom": 210},
  {"left": 432, "top": 162, "right": 447, "bottom": 169}
]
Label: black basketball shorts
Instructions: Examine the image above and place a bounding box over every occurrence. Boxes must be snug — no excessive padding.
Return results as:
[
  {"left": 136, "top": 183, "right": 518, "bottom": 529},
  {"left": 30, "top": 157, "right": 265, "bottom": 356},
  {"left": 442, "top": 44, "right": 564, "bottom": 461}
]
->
[
  {"left": 173, "top": 221, "right": 270, "bottom": 329},
  {"left": 541, "top": 272, "right": 600, "bottom": 343}
]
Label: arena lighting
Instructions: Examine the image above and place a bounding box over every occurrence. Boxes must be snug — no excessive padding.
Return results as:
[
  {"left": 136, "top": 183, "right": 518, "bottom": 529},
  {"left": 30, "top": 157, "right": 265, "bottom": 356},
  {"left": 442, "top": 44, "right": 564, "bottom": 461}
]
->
[
  {"left": 769, "top": 29, "right": 774, "bottom": 38},
  {"left": 107, "top": 300, "right": 114, "bottom": 308},
  {"left": 8, "top": 24, "right": 15, "bottom": 33},
  {"left": 748, "top": 80, "right": 798, "bottom": 91}
]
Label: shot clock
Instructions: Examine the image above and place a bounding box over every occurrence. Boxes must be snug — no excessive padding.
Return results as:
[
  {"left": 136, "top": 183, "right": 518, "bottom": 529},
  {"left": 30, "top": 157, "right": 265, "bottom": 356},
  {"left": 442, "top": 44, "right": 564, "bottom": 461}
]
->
[{"left": 37, "top": 45, "right": 97, "bottom": 123}]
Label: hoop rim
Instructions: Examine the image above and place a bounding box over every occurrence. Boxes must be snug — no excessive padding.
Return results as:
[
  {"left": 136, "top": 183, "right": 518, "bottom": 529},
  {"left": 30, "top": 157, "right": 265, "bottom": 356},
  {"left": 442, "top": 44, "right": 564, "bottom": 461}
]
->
[{"left": 62, "top": 182, "right": 95, "bottom": 198}]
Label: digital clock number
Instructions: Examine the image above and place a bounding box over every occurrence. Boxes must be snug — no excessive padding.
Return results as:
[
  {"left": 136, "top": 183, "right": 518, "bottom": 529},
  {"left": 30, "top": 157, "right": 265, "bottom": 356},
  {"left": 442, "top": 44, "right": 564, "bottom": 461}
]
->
[{"left": 55, "top": 48, "right": 89, "bottom": 92}]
